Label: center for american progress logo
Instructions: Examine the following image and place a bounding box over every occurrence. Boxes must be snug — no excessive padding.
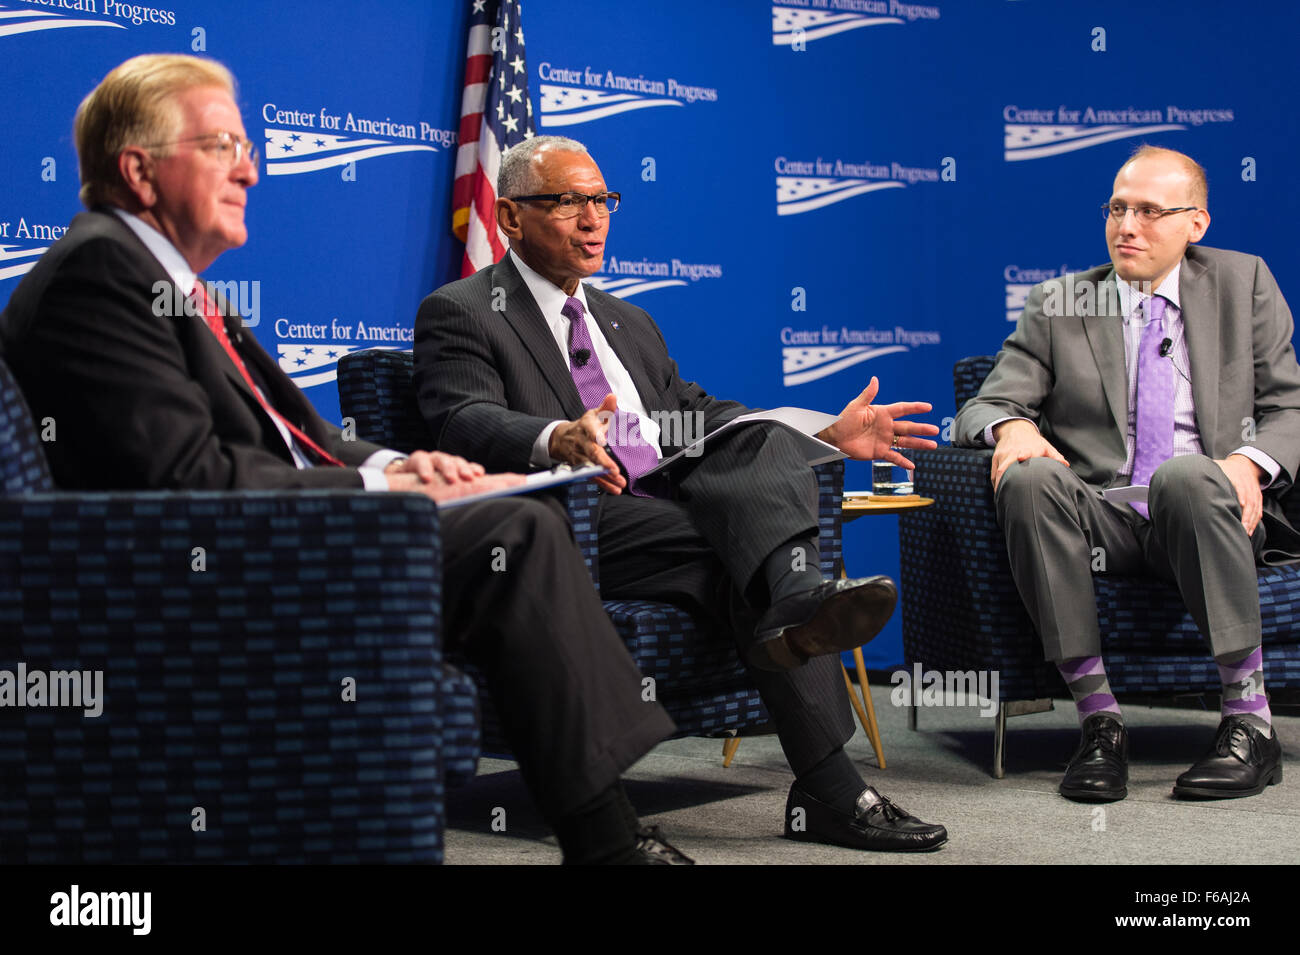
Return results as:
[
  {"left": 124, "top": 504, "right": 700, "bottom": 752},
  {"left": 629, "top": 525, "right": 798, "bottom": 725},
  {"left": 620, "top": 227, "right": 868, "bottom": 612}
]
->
[
  {"left": 536, "top": 61, "right": 717, "bottom": 127},
  {"left": 771, "top": 0, "right": 940, "bottom": 46},
  {"left": 1003, "top": 104, "right": 1233, "bottom": 161},
  {"left": 774, "top": 155, "right": 942, "bottom": 216},
  {"left": 774, "top": 150, "right": 943, "bottom": 384},
  {"left": 0, "top": 1, "right": 171, "bottom": 37},
  {"left": 261, "top": 101, "right": 455, "bottom": 388}
]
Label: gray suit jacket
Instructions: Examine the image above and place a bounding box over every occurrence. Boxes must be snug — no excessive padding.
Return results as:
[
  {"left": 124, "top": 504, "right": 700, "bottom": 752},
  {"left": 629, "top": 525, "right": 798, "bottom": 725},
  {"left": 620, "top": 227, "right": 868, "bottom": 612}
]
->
[
  {"left": 413, "top": 255, "right": 749, "bottom": 475},
  {"left": 954, "top": 244, "right": 1300, "bottom": 559}
]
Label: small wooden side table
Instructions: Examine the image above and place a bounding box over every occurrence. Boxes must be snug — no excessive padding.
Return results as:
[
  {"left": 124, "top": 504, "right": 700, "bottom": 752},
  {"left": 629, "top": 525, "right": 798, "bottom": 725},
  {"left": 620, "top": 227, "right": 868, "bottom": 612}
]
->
[
  {"left": 837, "top": 494, "right": 934, "bottom": 769},
  {"left": 720, "top": 493, "right": 934, "bottom": 770}
]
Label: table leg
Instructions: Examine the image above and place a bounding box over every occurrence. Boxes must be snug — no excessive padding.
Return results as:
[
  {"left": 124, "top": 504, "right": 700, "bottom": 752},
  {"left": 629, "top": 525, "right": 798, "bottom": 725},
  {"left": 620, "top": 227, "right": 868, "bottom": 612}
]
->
[{"left": 841, "top": 649, "right": 886, "bottom": 769}]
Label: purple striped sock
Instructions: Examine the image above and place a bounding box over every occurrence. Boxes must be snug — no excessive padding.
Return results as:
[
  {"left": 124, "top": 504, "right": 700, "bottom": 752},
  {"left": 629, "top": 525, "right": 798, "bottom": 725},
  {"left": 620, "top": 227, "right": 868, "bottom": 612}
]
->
[
  {"left": 1058, "top": 656, "right": 1121, "bottom": 725},
  {"left": 1216, "top": 646, "right": 1272, "bottom": 736}
]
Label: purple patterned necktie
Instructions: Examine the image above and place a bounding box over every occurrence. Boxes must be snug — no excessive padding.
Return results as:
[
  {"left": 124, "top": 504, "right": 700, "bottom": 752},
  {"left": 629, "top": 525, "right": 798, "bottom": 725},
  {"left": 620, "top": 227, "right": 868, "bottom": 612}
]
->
[
  {"left": 1130, "top": 294, "right": 1173, "bottom": 518},
  {"left": 563, "top": 296, "right": 658, "bottom": 496}
]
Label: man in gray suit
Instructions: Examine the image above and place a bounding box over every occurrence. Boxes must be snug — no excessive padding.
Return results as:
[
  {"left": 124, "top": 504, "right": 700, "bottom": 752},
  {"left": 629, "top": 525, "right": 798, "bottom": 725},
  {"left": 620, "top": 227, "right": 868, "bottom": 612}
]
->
[{"left": 955, "top": 146, "right": 1300, "bottom": 802}]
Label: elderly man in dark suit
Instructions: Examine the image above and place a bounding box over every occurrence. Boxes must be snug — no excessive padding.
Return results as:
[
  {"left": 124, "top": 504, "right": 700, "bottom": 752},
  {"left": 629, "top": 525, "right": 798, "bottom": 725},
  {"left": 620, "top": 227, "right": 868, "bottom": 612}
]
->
[
  {"left": 954, "top": 146, "right": 1300, "bottom": 802},
  {"left": 0, "top": 54, "right": 694, "bottom": 865},
  {"left": 414, "top": 135, "right": 948, "bottom": 852}
]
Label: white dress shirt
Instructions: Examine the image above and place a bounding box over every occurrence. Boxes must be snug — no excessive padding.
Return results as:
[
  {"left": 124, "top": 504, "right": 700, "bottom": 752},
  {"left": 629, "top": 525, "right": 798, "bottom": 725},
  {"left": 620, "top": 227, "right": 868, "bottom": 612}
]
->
[{"left": 510, "top": 250, "right": 664, "bottom": 468}]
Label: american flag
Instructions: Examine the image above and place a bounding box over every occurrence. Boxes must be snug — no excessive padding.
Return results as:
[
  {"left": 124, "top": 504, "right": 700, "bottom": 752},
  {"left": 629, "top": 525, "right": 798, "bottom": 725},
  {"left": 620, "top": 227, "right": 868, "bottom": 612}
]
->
[{"left": 452, "top": 0, "right": 534, "bottom": 277}]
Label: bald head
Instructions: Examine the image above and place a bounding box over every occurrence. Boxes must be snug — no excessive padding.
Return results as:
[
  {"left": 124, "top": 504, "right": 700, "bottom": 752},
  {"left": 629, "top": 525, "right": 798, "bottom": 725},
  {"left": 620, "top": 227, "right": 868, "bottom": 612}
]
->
[{"left": 1119, "top": 145, "right": 1207, "bottom": 210}]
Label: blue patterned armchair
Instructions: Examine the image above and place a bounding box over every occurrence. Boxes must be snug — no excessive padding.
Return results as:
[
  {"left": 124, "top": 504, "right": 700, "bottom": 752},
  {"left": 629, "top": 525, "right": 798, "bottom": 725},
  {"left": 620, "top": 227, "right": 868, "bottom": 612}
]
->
[
  {"left": 337, "top": 348, "right": 848, "bottom": 748},
  {"left": 899, "top": 356, "right": 1300, "bottom": 776},
  {"left": 0, "top": 357, "right": 478, "bottom": 863}
]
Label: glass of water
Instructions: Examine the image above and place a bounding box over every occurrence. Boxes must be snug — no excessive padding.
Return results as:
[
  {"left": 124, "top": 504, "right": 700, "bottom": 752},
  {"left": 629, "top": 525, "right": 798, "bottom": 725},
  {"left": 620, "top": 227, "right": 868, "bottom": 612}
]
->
[{"left": 871, "top": 460, "right": 913, "bottom": 496}]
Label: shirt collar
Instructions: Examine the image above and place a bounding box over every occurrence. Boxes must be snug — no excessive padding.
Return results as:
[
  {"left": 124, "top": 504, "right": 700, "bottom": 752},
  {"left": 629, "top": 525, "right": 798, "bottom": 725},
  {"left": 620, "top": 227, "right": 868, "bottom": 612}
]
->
[
  {"left": 509, "top": 248, "right": 590, "bottom": 319},
  {"left": 1115, "top": 260, "right": 1181, "bottom": 322},
  {"left": 110, "top": 207, "right": 197, "bottom": 293}
]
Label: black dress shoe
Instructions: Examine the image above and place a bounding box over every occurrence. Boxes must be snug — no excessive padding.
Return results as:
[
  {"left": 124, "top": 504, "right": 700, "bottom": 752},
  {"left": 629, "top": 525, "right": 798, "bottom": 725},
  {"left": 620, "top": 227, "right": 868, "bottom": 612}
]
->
[
  {"left": 749, "top": 576, "right": 897, "bottom": 672},
  {"left": 1173, "top": 717, "right": 1283, "bottom": 800},
  {"left": 1059, "top": 714, "right": 1128, "bottom": 802},
  {"left": 784, "top": 784, "right": 947, "bottom": 852},
  {"left": 624, "top": 825, "right": 696, "bottom": 864}
]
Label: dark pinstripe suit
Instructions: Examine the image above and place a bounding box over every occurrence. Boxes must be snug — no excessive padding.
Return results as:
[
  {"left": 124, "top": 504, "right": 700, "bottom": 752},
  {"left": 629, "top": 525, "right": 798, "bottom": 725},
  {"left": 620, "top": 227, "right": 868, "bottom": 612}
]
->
[{"left": 415, "top": 255, "right": 855, "bottom": 776}]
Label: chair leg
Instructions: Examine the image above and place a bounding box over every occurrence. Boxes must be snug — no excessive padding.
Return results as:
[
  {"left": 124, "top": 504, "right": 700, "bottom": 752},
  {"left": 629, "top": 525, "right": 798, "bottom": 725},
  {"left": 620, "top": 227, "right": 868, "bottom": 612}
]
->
[
  {"left": 993, "top": 704, "right": 1006, "bottom": 779},
  {"left": 722, "top": 736, "right": 741, "bottom": 767},
  {"left": 991, "top": 698, "right": 1053, "bottom": 779}
]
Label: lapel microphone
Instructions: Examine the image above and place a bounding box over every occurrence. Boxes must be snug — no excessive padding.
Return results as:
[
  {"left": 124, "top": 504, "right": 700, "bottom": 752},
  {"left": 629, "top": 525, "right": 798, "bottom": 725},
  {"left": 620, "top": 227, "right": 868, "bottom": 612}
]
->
[
  {"left": 1159, "top": 338, "right": 1173, "bottom": 357},
  {"left": 572, "top": 348, "right": 592, "bottom": 368}
]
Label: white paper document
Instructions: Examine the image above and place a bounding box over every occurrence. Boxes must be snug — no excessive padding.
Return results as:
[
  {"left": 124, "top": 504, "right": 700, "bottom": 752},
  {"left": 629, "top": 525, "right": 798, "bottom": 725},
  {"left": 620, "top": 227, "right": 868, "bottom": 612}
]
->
[
  {"left": 437, "top": 464, "right": 607, "bottom": 509},
  {"left": 642, "top": 407, "right": 845, "bottom": 477},
  {"left": 1101, "top": 484, "right": 1149, "bottom": 505}
]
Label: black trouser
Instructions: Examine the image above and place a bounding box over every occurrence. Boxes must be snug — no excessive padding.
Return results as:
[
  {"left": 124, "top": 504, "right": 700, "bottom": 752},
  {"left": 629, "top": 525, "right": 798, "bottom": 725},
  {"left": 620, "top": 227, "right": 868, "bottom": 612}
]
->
[
  {"left": 441, "top": 495, "right": 675, "bottom": 821},
  {"left": 598, "top": 424, "right": 856, "bottom": 777}
]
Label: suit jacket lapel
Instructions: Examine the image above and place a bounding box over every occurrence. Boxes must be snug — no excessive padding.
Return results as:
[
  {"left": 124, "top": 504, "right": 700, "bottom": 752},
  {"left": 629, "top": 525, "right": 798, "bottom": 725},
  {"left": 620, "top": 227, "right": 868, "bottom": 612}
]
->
[
  {"left": 495, "top": 258, "right": 586, "bottom": 418},
  {"left": 584, "top": 289, "right": 663, "bottom": 414},
  {"left": 1082, "top": 269, "right": 1128, "bottom": 439},
  {"left": 108, "top": 220, "right": 268, "bottom": 417},
  {"left": 199, "top": 283, "right": 323, "bottom": 449},
  {"left": 1179, "top": 252, "right": 1220, "bottom": 453}
]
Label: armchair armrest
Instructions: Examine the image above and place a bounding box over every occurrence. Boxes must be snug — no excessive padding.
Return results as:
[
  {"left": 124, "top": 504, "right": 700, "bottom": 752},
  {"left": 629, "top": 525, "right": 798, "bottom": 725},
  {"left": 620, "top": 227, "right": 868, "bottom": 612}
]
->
[
  {"left": 564, "top": 479, "right": 602, "bottom": 593},
  {"left": 814, "top": 460, "right": 845, "bottom": 579},
  {"left": 0, "top": 489, "right": 448, "bottom": 863}
]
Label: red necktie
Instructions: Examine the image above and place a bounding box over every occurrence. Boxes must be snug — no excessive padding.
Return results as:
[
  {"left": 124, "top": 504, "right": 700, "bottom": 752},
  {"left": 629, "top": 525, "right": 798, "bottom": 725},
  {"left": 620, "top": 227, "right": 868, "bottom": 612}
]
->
[{"left": 192, "top": 281, "right": 344, "bottom": 467}]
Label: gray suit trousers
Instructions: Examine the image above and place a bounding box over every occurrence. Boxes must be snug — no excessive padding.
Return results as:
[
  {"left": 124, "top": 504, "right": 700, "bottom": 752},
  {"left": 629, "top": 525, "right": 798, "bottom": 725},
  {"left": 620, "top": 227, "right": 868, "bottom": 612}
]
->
[{"left": 994, "top": 455, "right": 1264, "bottom": 662}]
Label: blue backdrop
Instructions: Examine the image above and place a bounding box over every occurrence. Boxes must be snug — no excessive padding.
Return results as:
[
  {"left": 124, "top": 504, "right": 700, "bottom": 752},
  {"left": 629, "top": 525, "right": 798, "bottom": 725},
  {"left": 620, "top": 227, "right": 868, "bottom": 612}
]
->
[{"left": 4, "top": 0, "right": 1297, "bottom": 666}]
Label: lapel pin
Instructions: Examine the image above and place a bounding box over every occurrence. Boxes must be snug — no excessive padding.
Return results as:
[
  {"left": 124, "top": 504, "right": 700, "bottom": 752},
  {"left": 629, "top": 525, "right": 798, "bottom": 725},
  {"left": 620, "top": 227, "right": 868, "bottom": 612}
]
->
[{"left": 611, "top": 321, "right": 620, "bottom": 330}]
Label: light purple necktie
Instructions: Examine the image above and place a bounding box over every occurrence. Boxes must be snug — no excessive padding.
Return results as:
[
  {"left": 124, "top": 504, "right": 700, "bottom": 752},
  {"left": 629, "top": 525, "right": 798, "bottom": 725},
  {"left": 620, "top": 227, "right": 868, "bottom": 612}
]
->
[
  {"left": 563, "top": 296, "right": 658, "bottom": 496},
  {"left": 1130, "top": 294, "right": 1173, "bottom": 518}
]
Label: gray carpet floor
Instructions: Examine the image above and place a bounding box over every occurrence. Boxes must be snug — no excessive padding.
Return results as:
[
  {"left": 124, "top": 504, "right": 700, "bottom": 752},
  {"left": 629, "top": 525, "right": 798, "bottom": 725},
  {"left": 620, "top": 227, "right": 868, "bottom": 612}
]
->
[{"left": 445, "top": 682, "right": 1298, "bottom": 865}]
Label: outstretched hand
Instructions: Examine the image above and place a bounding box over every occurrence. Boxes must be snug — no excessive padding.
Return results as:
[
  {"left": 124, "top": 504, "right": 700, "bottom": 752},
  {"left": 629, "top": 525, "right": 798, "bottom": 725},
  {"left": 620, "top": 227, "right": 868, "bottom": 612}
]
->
[{"left": 817, "top": 376, "right": 939, "bottom": 467}]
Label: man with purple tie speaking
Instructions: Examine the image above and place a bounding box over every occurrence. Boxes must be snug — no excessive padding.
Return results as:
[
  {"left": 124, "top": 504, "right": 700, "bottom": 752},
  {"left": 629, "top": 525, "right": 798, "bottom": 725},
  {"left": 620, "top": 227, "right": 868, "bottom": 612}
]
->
[{"left": 415, "top": 135, "right": 948, "bottom": 853}]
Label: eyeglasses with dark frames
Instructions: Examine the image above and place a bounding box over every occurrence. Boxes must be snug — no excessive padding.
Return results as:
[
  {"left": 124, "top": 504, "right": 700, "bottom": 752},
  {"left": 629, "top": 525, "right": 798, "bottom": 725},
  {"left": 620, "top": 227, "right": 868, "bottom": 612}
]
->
[{"left": 508, "top": 191, "right": 621, "bottom": 218}]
